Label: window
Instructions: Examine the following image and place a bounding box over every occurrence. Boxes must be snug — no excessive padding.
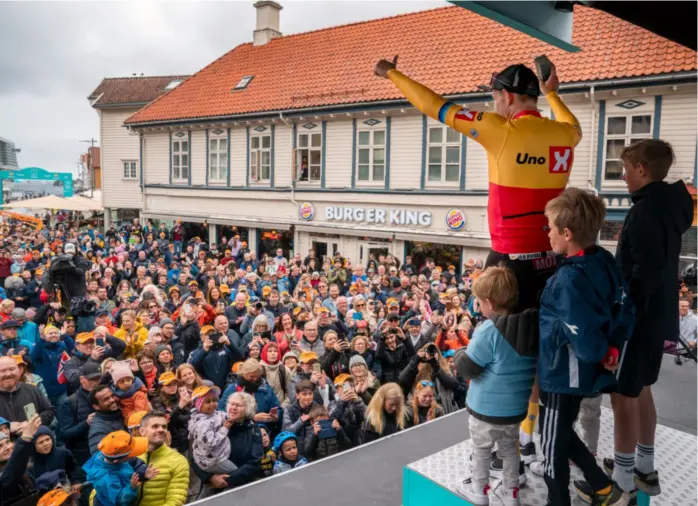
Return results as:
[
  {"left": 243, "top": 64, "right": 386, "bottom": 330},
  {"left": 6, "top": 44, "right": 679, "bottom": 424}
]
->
[
  {"left": 171, "top": 136, "right": 189, "bottom": 182},
  {"left": 600, "top": 220, "right": 623, "bottom": 241},
  {"left": 165, "top": 79, "right": 183, "bottom": 90},
  {"left": 250, "top": 134, "right": 271, "bottom": 182},
  {"left": 296, "top": 131, "right": 322, "bottom": 183},
  {"left": 234, "top": 75, "right": 254, "bottom": 90},
  {"left": 122, "top": 160, "right": 137, "bottom": 180},
  {"left": 209, "top": 135, "right": 228, "bottom": 182},
  {"left": 603, "top": 114, "right": 652, "bottom": 181},
  {"left": 427, "top": 125, "right": 461, "bottom": 184},
  {"left": 356, "top": 129, "right": 385, "bottom": 182}
]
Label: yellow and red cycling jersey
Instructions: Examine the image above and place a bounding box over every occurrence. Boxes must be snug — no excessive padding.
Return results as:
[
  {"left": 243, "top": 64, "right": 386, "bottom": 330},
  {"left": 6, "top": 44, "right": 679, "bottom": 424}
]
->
[{"left": 387, "top": 70, "right": 582, "bottom": 254}]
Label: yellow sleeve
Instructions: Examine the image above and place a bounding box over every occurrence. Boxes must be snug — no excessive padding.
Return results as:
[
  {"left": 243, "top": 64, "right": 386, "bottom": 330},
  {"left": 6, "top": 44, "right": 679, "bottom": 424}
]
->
[
  {"left": 387, "top": 69, "right": 506, "bottom": 151},
  {"left": 547, "top": 92, "right": 582, "bottom": 145}
]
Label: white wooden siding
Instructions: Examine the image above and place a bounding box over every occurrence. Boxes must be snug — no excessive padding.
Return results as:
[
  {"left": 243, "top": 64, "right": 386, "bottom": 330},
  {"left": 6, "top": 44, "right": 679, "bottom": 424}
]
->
[
  {"left": 660, "top": 92, "right": 697, "bottom": 184},
  {"left": 566, "top": 99, "right": 594, "bottom": 189},
  {"left": 190, "top": 130, "right": 206, "bottom": 186},
  {"left": 324, "top": 119, "right": 352, "bottom": 188},
  {"left": 100, "top": 108, "right": 142, "bottom": 209},
  {"left": 274, "top": 124, "right": 292, "bottom": 188},
  {"left": 143, "top": 132, "right": 169, "bottom": 185},
  {"left": 230, "top": 128, "right": 246, "bottom": 186},
  {"left": 390, "top": 114, "right": 422, "bottom": 190},
  {"left": 465, "top": 138, "right": 488, "bottom": 190}
]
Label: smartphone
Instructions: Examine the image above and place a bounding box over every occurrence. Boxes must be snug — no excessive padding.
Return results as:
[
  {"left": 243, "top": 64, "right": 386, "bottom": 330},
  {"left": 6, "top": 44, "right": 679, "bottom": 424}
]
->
[
  {"left": 270, "top": 407, "right": 279, "bottom": 417},
  {"left": 96, "top": 337, "right": 105, "bottom": 347},
  {"left": 317, "top": 419, "right": 337, "bottom": 439},
  {"left": 534, "top": 55, "right": 553, "bottom": 82},
  {"left": 342, "top": 382, "right": 352, "bottom": 393},
  {"left": 178, "top": 387, "right": 188, "bottom": 398},
  {"left": 312, "top": 363, "right": 322, "bottom": 374},
  {"left": 23, "top": 403, "right": 36, "bottom": 421}
]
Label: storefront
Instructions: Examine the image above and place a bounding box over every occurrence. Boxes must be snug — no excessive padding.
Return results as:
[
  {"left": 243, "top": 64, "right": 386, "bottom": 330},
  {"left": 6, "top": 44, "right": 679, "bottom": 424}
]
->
[
  {"left": 405, "top": 241, "right": 462, "bottom": 274},
  {"left": 258, "top": 228, "right": 294, "bottom": 258}
]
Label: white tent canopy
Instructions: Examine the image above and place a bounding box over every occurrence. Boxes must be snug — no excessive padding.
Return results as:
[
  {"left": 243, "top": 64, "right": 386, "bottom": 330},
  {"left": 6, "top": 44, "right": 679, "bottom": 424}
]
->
[
  {"left": 67, "top": 195, "right": 103, "bottom": 211},
  {"left": 2, "top": 194, "right": 94, "bottom": 212}
]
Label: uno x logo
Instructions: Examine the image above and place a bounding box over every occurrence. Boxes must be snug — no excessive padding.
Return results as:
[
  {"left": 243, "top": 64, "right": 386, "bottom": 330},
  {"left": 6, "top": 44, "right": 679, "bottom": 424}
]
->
[
  {"left": 549, "top": 146, "right": 573, "bottom": 173},
  {"left": 454, "top": 109, "right": 476, "bottom": 122}
]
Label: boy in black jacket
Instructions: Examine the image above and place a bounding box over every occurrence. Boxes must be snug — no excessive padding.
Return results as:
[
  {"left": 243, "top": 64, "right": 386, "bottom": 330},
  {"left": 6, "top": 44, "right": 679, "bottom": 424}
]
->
[{"left": 609, "top": 139, "right": 693, "bottom": 497}]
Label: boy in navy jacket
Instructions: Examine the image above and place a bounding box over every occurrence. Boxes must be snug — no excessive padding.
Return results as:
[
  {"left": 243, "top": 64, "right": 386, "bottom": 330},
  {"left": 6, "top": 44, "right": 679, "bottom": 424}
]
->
[{"left": 539, "top": 188, "right": 634, "bottom": 506}]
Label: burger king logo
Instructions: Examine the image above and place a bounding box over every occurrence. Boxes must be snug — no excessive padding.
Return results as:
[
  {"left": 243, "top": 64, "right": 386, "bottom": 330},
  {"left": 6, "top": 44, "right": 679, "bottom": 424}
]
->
[
  {"left": 446, "top": 209, "right": 466, "bottom": 231},
  {"left": 299, "top": 202, "right": 315, "bottom": 221}
]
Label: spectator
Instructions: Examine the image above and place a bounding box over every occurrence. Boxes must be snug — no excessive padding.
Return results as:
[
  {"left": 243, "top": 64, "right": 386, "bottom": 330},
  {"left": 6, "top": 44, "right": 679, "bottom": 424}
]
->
[
  {"left": 63, "top": 328, "right": 126, "bottom": 395},
  {"left": 150, "top": 372, "right": 191, "bottom": 454},
  {"left": 219, "top": 359, "right": 281, "bottom": 428},
  {"left": 109, "top": 361, "right": 149, "bottom": 421},
  {"left": 404, "top": 380, "right": 444, "bottom": 427},
  {"left": 0, "top": 356, "right": 55, "bottom": 430},
  {"left": 0, "top": 414, "right": 42, "bottom": 505},
  {"left": 679, "top": 297, "right": 697, "bottom": 348},
  {"left": 0, "top": 320, "right": 32, "bottom": 357},
  {"left": 136, "top": 411, "right": 189, "bottom": 506},
  {"left": 29, "top": 425, "right": 79, "bottom": 483},
  {"left": 87, "top": 385, "right": 125, "bottom": 455},
  {"left": 189, "top": 326, "right": 242, "bottom": 389},
  {"left": 272, "top": 432, "right": 308, "bottom": 475},
  {"left": 30, "top": 325, "right": 70, "bottom": 411},
  {"left": 13, "top": 308, "right": 39, "bottom": 346},
  {"left": 359, "top": 383, "right": 406, "bottom": 444}
]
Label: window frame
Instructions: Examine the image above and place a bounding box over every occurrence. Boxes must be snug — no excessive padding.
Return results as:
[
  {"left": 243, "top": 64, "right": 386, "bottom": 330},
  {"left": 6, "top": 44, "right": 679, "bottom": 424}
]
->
[
  {"left": 122, "top": 160, "right": 138, "bottom": 180},
  {"left": 249, "top": 133, "right": 272, "bottom": 183},
  {"left": 171, "top": 134, "right": 190, "bottom": 184},
  {"left": 295, "top": 130, "right": 323, "bottom": 184},
  {"left": 602, "top": 113, "right": 653, "bottom": 183},
  {"left": 426, "top": 124, "right": 462, "bottom": 186},
  {"left": 355, "top": 128, "right": 386, "bottom": 185},
  {"left": 208, "top": 132, "right": 228, "bottom": 183}
]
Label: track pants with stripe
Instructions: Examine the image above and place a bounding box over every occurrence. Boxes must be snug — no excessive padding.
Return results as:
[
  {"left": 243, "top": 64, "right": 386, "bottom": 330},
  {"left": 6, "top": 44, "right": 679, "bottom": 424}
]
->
[{"left": 540, "top": 391, "right": 610, "bottom": 506}]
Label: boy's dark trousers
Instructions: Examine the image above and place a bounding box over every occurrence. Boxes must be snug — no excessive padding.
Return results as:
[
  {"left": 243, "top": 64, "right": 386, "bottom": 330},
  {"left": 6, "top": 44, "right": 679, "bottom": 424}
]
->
[{"left": 540, "top": 391, "right": 611, "bottom": 506}]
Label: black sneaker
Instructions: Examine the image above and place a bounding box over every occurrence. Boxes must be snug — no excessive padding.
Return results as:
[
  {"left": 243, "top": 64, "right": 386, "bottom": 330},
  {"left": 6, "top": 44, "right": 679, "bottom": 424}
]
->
[
  {"left": 520, "top": 442, "right": 536, "bottom": 464},
  {"left": 574, "top": 480, "right": 636, "bottom": 506},
  {"left": 602, "top": 459, "right": 661, "bottom": 496},
  {"left": 489, "top": 455, "right": 527, "bottom": 487}
]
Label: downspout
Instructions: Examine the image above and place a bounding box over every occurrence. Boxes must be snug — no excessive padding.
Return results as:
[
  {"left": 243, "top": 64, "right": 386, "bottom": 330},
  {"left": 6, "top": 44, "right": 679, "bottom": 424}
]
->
[{"left": 587, "top": 86, "right": 596, "bottom": 192}]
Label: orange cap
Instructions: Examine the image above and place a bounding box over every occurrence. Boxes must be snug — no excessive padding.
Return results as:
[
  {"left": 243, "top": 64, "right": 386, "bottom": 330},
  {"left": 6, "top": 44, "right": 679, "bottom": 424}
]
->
[
  {"left": 127, "top": 411, "right": 149, "bottom": 430},
  {"left": 98, "top": 431, "right": 148, "bottom": 459},
  {"left": 38, "top": 489, "right": 80, "bottom": 506},
  {"left": 191, "top": 385, "right": 220, "bottom": 401},
  {"left": 76, "top": 332, "right": 95, "bottom": 344},
  {"left": 11, "top": 355, "right": 26, "bottom": 365},
  {"left": 200, "top": 325, "right": 216, "bottom": 335},
  {"left": 158, "top": 372, "right": 177, "bottom": 385},
  {"left": 231, "top": 361, "right": 243, "bottom": 374},
  {"left": 299, "top": 351, "right": 318, "bottom": 364}
]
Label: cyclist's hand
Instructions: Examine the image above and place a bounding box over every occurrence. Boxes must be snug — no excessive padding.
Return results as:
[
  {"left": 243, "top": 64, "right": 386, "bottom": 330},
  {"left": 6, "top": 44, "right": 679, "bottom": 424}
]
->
[
  {"left": 538, "top": 61, "right": 559, "bottom": 95},
  {"left": 375, "top": 55, "right": 398, "bottom": 79}
]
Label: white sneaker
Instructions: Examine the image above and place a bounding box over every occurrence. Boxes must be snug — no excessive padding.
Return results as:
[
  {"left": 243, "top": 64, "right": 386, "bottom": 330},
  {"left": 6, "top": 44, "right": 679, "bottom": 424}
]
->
[
  {"left": 455, "top": 478, "right": 490, "bottom": 506},
  {"left": 490, "top": 459, "right": 527, "bottom": 487},
  {"left": 530, "top": 460, "right": 545, "bottom": 477},
  {"left": 496, "top": 487, "right": 521, "bottom": 506}
]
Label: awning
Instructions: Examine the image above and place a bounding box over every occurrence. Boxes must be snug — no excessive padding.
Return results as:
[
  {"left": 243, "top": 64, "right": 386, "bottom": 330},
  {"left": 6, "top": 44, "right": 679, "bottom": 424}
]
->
[
  {"left": 295, "top": 223, "right": 490, "bottom": 246},
  {"left": 67, "top": 195, "right": 103, "bottom": 211},
  {"left": 295, "top": 224, "right": 394, "bottom": 240},
  {"left": 142, "top": 211, "right": 292, "bottom": 231},
  {"left": 393, "top": 231, "right": 491, "bottom": 248},
  {"left": 3, "top": 195, "right": 93, "bottom": 212}
]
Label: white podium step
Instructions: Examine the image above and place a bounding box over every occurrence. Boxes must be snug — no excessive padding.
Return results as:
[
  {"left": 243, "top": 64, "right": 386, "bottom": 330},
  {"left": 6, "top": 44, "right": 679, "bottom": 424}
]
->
[{"left": 403, "top": 408, "right": 696, "bottom": 506}]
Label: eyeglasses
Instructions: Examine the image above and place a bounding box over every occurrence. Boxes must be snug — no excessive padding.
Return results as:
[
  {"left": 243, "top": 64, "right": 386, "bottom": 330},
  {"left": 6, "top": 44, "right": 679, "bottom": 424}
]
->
[
  {"left": 419, "top": 381, "right": 434, "bottom": 388},
  {"left": 356, "top": 304, "right": 365, "bottom": 308}
]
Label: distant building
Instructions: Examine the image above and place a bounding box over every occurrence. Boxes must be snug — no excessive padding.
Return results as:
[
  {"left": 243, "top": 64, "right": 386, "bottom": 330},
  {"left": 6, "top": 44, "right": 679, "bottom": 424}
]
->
[
  {"left": 88, "top": 74, "right": 190, "bottom": 225},
  {"left": 0, "top": 137, "right": 19, "bottom": 170}
]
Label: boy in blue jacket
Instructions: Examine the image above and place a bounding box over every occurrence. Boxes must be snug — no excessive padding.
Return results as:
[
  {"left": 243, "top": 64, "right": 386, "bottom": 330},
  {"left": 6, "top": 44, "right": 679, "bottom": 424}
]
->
[
  {"left": 538, "top": 188, "right": 634, "bottom": 506},
  {"left": 454, "top": 266, "right": 537, "bottom": 506}
]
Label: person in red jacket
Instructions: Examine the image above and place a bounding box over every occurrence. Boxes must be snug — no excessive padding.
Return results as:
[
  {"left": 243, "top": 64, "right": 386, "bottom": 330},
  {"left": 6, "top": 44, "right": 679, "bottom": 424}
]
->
[{"left": 0, "top": 251, "right": 12, "bottom": 288}]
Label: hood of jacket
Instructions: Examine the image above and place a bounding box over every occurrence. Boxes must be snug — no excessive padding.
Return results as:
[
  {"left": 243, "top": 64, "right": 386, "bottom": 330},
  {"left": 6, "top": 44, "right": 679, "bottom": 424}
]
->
[
  {"left": 111, "top": 376, "right": 145, "bottom": 399},
  {"left": 489, "top": 308, "right": 539, "bottom": 358},
  {"left": 632, "top": 180, "right": 693, "bottom": 235}
]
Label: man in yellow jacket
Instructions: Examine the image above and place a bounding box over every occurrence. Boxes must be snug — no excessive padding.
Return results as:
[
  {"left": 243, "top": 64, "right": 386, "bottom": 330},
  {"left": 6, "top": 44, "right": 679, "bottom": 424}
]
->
[
  {"left": 113, "top": 310, "right": 148, "bottom": 359},
  {"left": 136, "top": 411, "right": 189, "bottom": 506}
]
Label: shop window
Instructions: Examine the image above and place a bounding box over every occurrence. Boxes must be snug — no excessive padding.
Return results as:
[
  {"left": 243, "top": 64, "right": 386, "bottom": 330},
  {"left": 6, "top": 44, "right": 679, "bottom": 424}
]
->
[
  {"left": 603, "top": 113, "right": 652, "bottom": 182},
  {"left": 295, "top": 128, "right": 322, "bottom": 183},
  {"left": 259, "top": 229, "right": 293, "bottom": 260},
  {"left": 600, "top": 220, "right": 624, "bottom": 242},
  {"left": 356, "top": 129, "right": 386, "bottom": 183},
  {"left": 427, "top": 125, "right": 461, "bottom": 185},
  {"left": 405, "top": 241, "right": 462, "bottom": 274}
]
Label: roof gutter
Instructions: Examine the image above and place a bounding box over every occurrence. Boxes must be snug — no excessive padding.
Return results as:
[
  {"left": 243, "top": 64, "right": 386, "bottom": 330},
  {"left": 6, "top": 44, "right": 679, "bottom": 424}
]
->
[
  {"left": 93, "top": 102, "right": 151, "bottom": 110},
  {"left": 125, "top": 71, "right": 697, "bottom": 128}
]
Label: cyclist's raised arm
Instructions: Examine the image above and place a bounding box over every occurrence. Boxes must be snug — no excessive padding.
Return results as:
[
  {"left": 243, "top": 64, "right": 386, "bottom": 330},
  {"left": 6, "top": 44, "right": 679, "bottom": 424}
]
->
[{"left": 538, "top": 64, "right": 582, "bottom": 145}]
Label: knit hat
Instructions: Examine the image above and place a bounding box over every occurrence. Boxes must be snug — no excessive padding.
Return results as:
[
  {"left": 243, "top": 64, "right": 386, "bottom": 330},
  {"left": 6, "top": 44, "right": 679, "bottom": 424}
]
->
[
  {"left": 282, "top": 350, "right": 299, "bottom": 363},
  {"left": 238, "top": 358, "right": 262, "bottom": 376},
  {"left": 10, "top": 308, "right": 26, "bottom": 320},
  {"left": 349, "top": 355, "right": 367, "bottom": 368},
  {"left": 159, "top": 317, "right": 174, "bottom": 327},
  {"left": 154, "top": 344, "right": 171, "bottom": 360},
  {"left": 111, "top": 361, "right": 134, "bottom": 384},
  {"left": 146, "top": 326, "right": 162, "bottom": 344}
]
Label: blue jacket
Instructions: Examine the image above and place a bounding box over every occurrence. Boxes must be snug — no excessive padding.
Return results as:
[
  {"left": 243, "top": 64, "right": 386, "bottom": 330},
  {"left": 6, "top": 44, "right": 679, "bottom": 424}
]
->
[
  {"left": 83, "top": 452, "right": 147, "bottom": 506},
  {"left": 0, "top": 337, "right": 33, "bottom": 357},
  {"left": 188, "top": 342, "right": 244, "bottom": 389},
  {"left": 457, "top": 310, "right": 538, "bottom": 423},
  {"left": 539, "top": 247, "right": 635, "bottom": 396},
  {"left": 30, "top": 426, "right": 78, "bottom": 483},
  {"left": 88, "top": 410, "right": 126, "bottom": 455},
  {"left": 18, "top": 321, "right": 39, "bottom": 346},
  {"left": 30, "top": 338, "right": 70, "bottom": 397},
  {"left": 58, "top": 387, "right": 94, "bottom": 465},
  {"left": 219, "top": 379, "right": 281, "bottom": 416}
]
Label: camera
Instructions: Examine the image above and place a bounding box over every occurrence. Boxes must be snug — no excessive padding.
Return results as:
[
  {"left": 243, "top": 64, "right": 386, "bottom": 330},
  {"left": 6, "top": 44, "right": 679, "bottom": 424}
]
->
[{"left": 425, "top": 343, "right": 438, "bottom": 356}]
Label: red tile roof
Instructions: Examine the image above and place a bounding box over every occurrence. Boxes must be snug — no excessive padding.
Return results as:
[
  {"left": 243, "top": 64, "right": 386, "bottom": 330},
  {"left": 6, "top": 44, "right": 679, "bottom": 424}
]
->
[
  {"left": 125, "top": 5, "right": 696, "bottom": 125},
  {"left": 89, "top": 75, "right": 191, "bottom": 108}
]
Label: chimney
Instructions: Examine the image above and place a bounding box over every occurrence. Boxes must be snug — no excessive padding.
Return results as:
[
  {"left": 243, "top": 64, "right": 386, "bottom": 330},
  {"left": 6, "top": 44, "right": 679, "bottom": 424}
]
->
[{"left": 253, "top": 1, "right": 282, "bottom": 46}]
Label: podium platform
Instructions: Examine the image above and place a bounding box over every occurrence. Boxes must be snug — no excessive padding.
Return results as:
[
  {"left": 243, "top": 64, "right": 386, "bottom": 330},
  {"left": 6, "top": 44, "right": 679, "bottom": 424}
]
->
[{"left": 403, "top": 408, "right": 697, "bottom": 506}]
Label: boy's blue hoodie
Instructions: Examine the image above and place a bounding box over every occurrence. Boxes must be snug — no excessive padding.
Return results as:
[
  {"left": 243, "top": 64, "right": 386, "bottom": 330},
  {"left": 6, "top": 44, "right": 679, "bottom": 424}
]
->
[
  {"left": 538, "top": 246, "right": 635, "bottom": 396},
  {"left": 83, "top": 452, "right": 148, "bottom": 506}
]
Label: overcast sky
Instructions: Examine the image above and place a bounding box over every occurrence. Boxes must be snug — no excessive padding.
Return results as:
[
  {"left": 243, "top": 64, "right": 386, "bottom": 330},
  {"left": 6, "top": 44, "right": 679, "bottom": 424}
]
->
[{"left": 0, "top": 0, "right": 445, "bottom": 177}]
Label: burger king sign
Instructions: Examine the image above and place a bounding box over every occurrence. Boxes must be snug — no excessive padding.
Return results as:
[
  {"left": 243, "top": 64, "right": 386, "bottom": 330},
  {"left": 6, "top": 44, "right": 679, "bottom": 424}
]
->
[
  {"left": 445, "top": 209, "right": 466, "bottom": 231},
  {"left": 299, "top": 202, "right": 315, "bottom": 221}
]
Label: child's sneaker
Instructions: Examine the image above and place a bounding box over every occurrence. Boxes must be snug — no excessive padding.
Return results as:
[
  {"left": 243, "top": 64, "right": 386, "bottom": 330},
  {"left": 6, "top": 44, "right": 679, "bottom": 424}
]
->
[
  {"left": 455, "top": 478, "right": 489, "bottom": 506},
  {"left": 520, "top": 442, "right": 536, "bottom": 464},
  {"left": 496, "top": 487, "right": 521, "bottom": 506},
  {"left": 573, "top": 481, "right": 635, "bottom": 506},
  {"left": 602, "top": 458, "right": 661, "bottom": 496},
  {"left": 490, "top": 455, "right": 527, "bottom": 486},
  {"left": 530, "top": 460, "right": 545, "bottom": 477}
]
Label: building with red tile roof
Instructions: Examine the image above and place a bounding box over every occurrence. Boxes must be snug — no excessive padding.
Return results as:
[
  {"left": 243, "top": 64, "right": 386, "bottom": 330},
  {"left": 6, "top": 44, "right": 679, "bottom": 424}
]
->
[{"left": 105, "top": 2, "right": 695, "bottom": 267}]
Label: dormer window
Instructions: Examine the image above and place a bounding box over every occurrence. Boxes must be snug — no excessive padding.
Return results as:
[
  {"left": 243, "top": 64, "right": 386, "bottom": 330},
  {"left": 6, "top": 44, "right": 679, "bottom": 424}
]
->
[{"left": 165, "top": 79, "right": 183, "bottom": 90}]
